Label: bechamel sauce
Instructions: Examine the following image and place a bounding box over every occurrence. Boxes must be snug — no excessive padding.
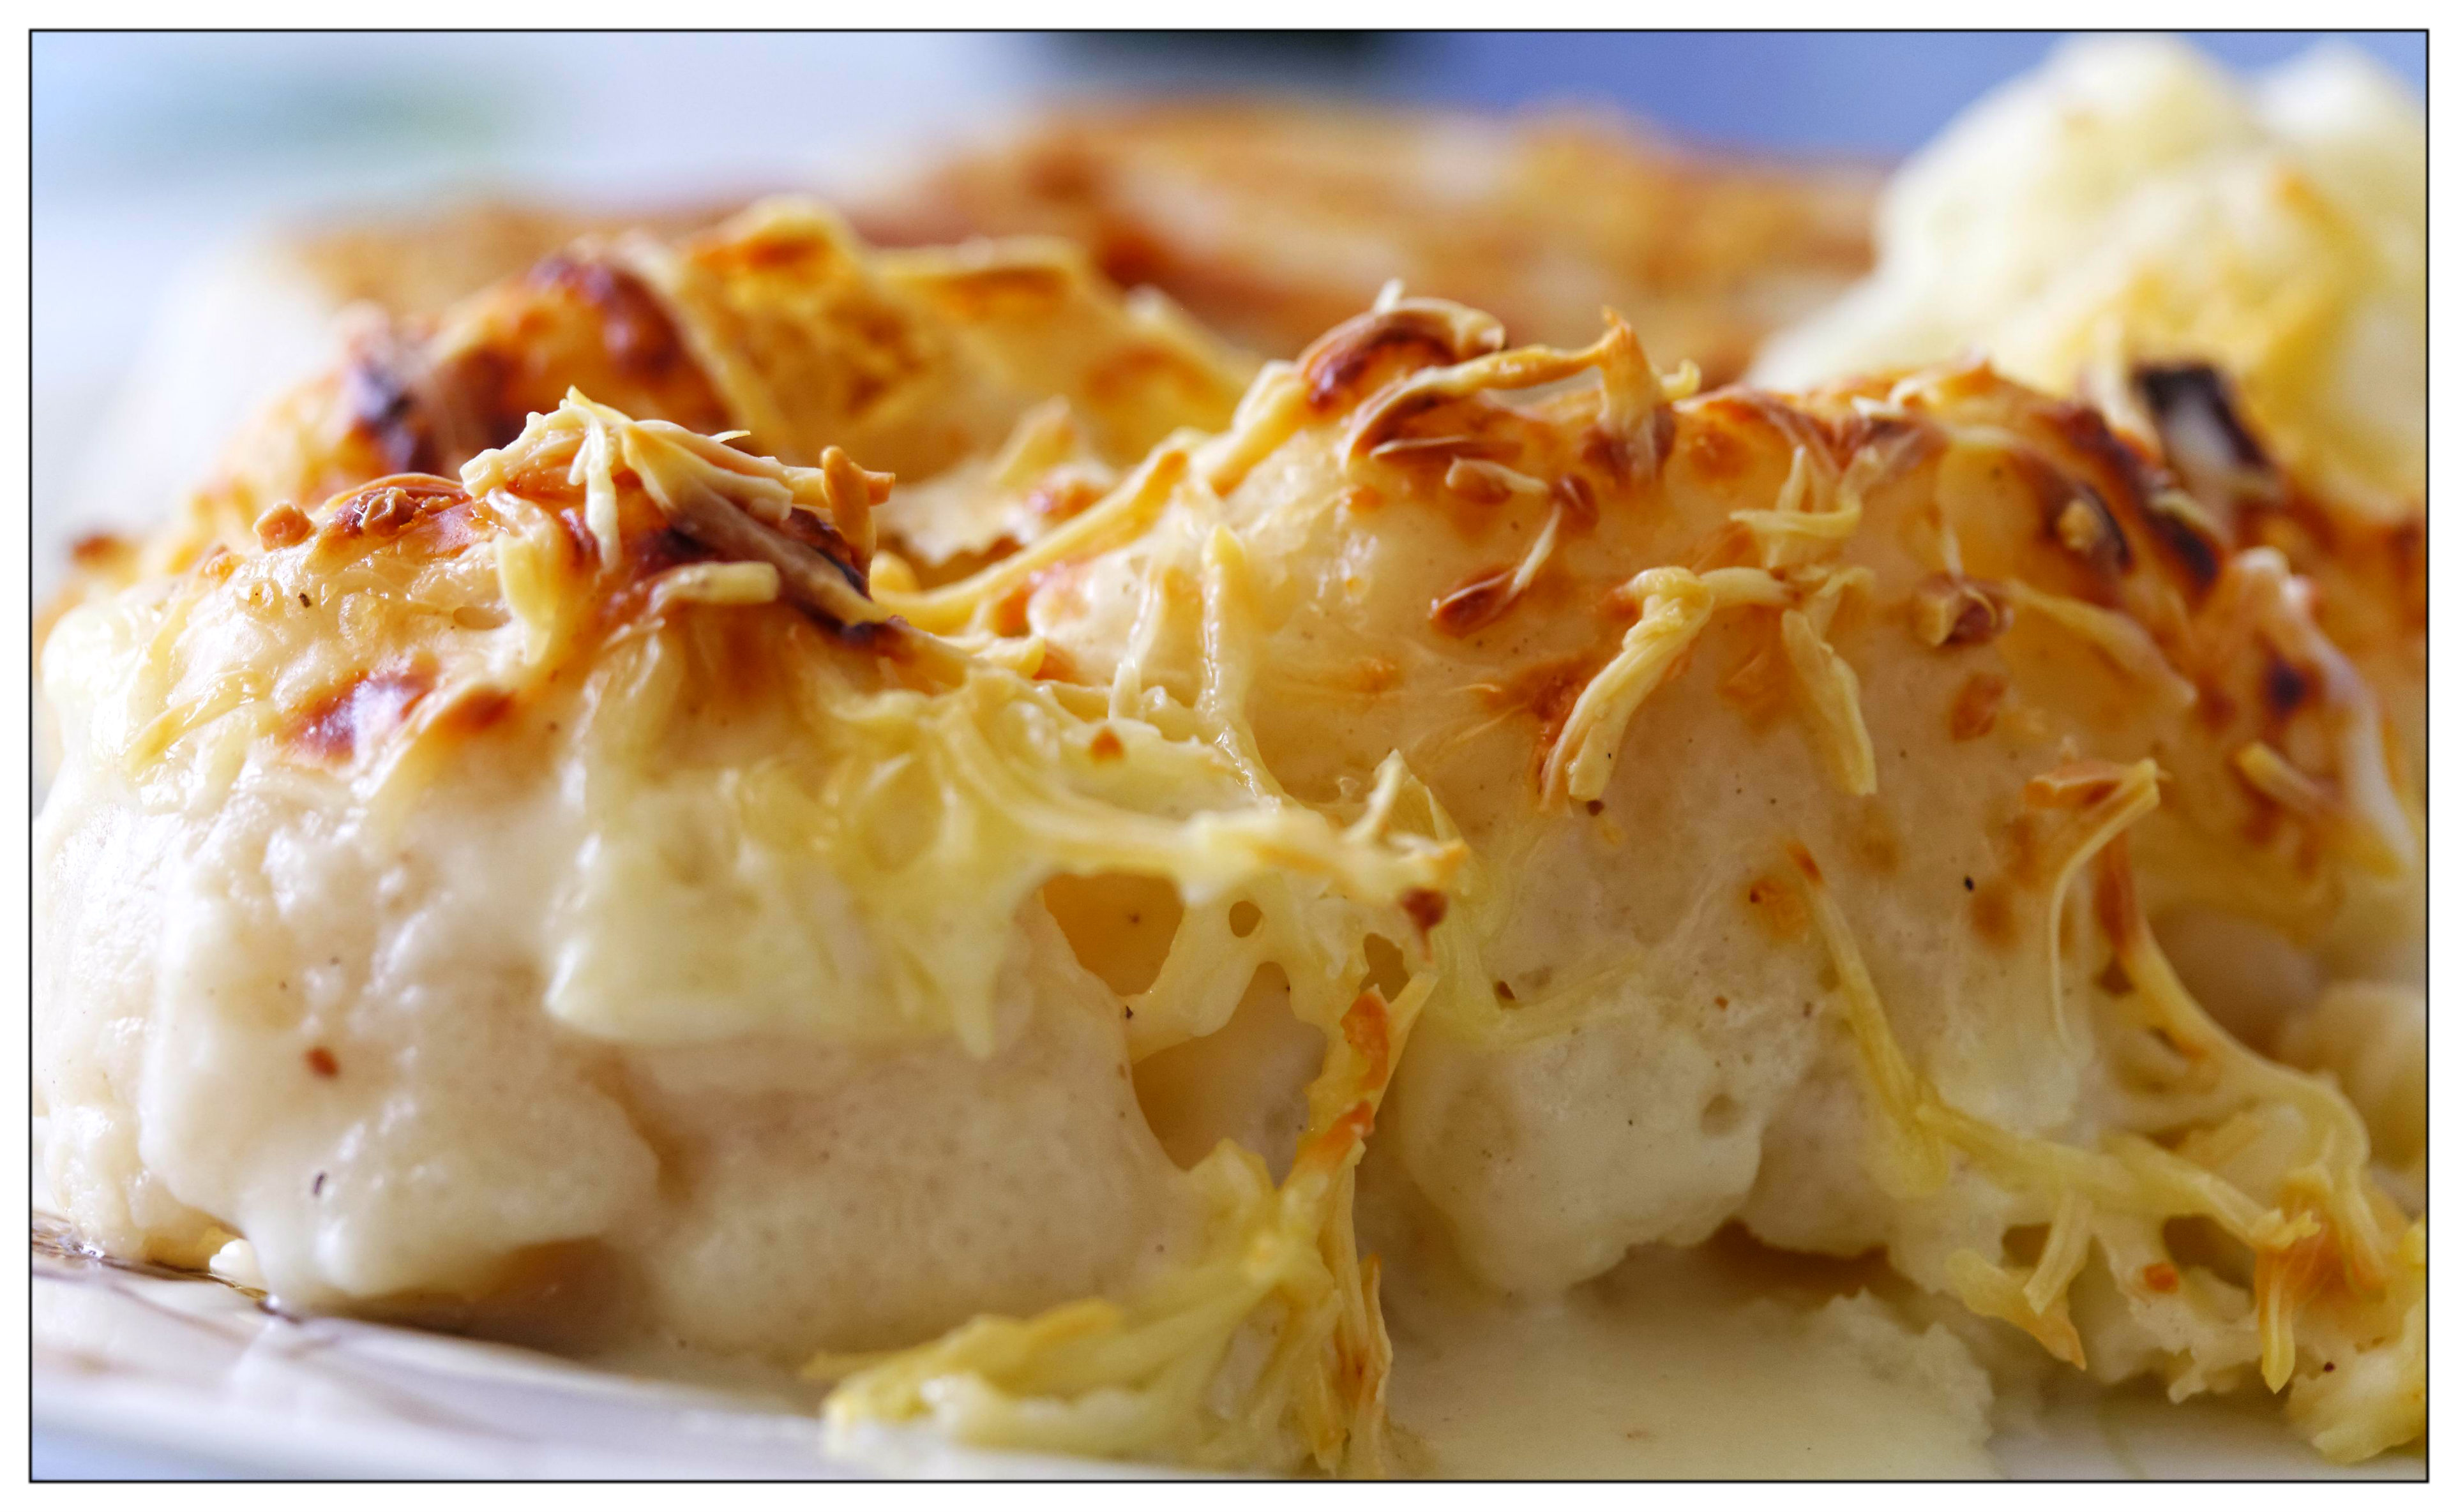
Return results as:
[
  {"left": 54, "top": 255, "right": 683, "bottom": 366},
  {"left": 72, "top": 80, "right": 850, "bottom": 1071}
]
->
[{"left": 1381, "top": 1239, "right": 2001, "bottom": 1479}]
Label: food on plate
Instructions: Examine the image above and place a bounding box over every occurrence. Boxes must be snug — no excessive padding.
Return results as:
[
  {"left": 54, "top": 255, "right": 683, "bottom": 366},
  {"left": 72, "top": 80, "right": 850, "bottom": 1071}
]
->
[
  {"left": 42, "top": 200, "right": 1254, "bottom": 634},
  {"left": 33, "top": 41, "right": 2425, "bottom": 1481},
  {"left": 50, "top": 98, "right": 1867, "bottom": 607},
  {"left": 852, "top": 100, "right": 1876, "bottom": 380},
  {"left": 1754, "top": 37, "right": 2425, "bottom": 797},
  {"left": 910, "top": 295, "right": 2423, "bottom": 1468},
  {"left": 30, "top": 199, "right": 1253, "bottom": 776},
  {"left": 284, "top": 201, "right": 725, "bottom": 325},
  {"left": 1752, "top": 38, "right": 2427, "bottom": 1164}
]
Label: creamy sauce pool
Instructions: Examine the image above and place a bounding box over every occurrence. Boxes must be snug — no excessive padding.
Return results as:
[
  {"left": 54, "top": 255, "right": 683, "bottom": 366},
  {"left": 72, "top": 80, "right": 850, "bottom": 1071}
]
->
[
  {"left": 1384, "top": 1243, "right": 2000, "bottom": 1478},
  {"left": 596, "top": 1236, "right": 2006, "bottom": 1478}
]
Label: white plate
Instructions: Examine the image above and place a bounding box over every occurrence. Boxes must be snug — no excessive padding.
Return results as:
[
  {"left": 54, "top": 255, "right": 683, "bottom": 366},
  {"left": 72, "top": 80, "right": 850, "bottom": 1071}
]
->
[
  {"left": 33, "top": 1212, "right": 2423, "bottom": 1481},
  {"left": 32, "top": 1215, "right": 1133, "bottom": 1480}
]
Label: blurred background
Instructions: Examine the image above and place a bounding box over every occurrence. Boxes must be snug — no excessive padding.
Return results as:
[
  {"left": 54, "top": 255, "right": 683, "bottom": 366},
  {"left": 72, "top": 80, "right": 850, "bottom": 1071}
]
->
[{"left": 29, "top": 31, "right": 2424, "bottom": 573}]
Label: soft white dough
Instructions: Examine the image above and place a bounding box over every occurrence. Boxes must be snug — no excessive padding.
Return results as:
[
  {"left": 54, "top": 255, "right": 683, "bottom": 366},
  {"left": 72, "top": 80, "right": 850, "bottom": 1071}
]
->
[
  {"left": 35, "top": 619, "right": 1196, "bottom": 1361},
  {"left": 1376, "top": 650, "right": 2076, "bottom": 1297},
  {"left": 617, "top": 934, "right": 1197, "bottom": 1358}
]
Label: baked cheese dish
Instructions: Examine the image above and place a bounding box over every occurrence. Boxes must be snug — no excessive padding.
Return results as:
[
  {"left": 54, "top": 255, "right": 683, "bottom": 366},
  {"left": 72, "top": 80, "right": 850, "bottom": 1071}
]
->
[{"left": 33, "top": 40, "right": 2425, "bottom": 1478}]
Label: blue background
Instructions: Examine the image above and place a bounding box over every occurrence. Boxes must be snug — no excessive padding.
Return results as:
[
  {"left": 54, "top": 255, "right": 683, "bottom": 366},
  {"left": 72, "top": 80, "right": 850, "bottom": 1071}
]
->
[{"left": 1048, "top": 31, "right": 2424, "bottom": 154}]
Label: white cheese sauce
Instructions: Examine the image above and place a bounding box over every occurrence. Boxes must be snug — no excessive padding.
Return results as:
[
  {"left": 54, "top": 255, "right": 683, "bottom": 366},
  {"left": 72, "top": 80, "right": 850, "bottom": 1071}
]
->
[{"left": 1384, "top": 1242, "right": 2000, "bottom": 1478}]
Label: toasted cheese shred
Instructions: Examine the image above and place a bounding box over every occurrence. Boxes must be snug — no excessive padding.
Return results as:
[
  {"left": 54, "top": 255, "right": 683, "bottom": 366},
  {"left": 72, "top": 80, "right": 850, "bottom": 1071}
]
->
[
  {"left": 1784, "top": 783, "right": 2422, "bottom": 1458},
  {"left": 1783, "top": 842, "right": 1951, "bottom": 1197},
  {"left": 647, "top": 560, "right": 782, "bottom": 611},
  {"left": 1504, "top": 505, "right": 1565, "bottom": 601},
  {"left": 1996, "top": 580, "right": 2198, "bottom": 710},
  {"left": 2215, "top": 549, "right": 2417, "bottom": 876},
  {"left": 815, "top": 977, "right": 1435, "bottom": 1474},
  {"left": 884, "top": 443, "right": 1194, "bottom": 634},
  {"left": 2026, "top": 760, "right": 2162, "bottom": 1051},
  {"left": 1196, "top": 525, "right": 1278, "bottom": 798},
  {"left": 1778, "top": 569, "right": 1878, "bottom": 797},
  {"left": 1344, "top": 312, "right": 1675, "bottom": 483},
  {"left": 1544, "top": 565, "right": 1801, "bottom": 804},
  {"left": 568, "top": 399, "right": 628, "bottom": 567},
  {"left": 2026, "top": 1188, "right": 2098, "bottom": 1317},
  {"left": 1731, "top": 444, "right": 1859, "bottom": 570},
  {"left": 1945, "top": 1248, "right": 2086, "bottom": 1368}
]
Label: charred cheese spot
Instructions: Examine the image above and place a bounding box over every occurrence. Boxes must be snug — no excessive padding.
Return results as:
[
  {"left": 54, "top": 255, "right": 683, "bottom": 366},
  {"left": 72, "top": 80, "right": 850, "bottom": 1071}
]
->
[
  {"left": 1400, "top": 889, "right": 1448, "bottom": 936},
  {"left": 703, "top": 222, "right": 840, "bottom": 277},
  {"left": 287, "top": 664, "right": 438, "bottom": 763},
  {"left": 436, "top": 686, "right": 519, "bottom": 738},
  {"left": 1549, "top": 471, "right": 1598, "bottom": 528},
  {"left": 1350, "top": 657, "right": 1401, "bottom": 696},
  {"left": 253, "top": 505, "right": 314, "bottom": 550},
  {"left": 918, "top": 262, "right": 1076, "bottom": 320},
  {"left": 1026, "top": 478, "right": 1106, "bottom": 525},
  {"left": 1994, "top": 811, "right": 2053, "bottom": 890},
  {"left": 1949, "top": 673, "right": 2008, "bottom": 742},
  {"left": 1910, "top": 574, "right": 2012, "bottom": 649},
  {"left": 70, "top": 530, "right": 135, "bottom": 568},
  {"left": 2140, "top": 489, "right": 2227, "bottom": 592},
  {"left": 1675, "top": 415, "right": 1755, "bottom": 482},
  {"left": 2051, "top": 488, "right": 2132, "bottom": 578},
  {"left": 1031, "top": 642, "right": 1079, "bottom": 684},
  {"left": 1715, "top": 614, "right": 1791, "bottom": 724},
  {"left": 1489, "top": 654, "right": 1606, "bottom": 774},
  {"left": 529, "top": 255, "right": 698, "bottom": 381},
  {"left": 320, "top": 476, "right": 471, "bottom": 550},
  {"left": 2263, "top": 657, "right": 2314, "bottom": 719},
  {"left": 342, "top": 346, "right": 437, "bottom": 475},
  {"left": 1742, "top": 872, "right": 1809, "bottom": 940},
  {"left": 1301, "top": 307, "right": 1500, "bottom": 414},
  {"left": 1969, "top": 875, "right": 2021, "bottom": 950},
  {"left": 1429, "top": 567, "right": 1519, "bottom": 637},
  {"left": 1846, "top": 805, "right": 1902, "bottom": 874}
]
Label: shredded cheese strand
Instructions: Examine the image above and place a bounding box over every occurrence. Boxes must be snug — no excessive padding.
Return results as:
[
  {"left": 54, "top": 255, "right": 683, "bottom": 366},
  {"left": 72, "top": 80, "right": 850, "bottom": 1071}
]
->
[{"left": 816, "top": 977, "right": 1436, "bottom": 1473}]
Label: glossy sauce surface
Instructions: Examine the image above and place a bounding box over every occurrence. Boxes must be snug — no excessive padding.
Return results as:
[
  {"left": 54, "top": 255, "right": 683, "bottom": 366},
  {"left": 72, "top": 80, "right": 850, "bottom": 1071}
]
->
[{"left": 1385, "top": 1242, "right": 2000, "bottom": 1479}]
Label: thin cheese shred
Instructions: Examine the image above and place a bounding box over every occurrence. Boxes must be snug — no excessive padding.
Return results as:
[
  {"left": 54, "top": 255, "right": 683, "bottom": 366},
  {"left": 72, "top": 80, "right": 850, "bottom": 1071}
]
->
[
  {"left": 815, "top": 977, "right": 1435, "bottom": 1474},
  {"left": 1783, "top": 767, "right": 2423, "bottom": 1458}
]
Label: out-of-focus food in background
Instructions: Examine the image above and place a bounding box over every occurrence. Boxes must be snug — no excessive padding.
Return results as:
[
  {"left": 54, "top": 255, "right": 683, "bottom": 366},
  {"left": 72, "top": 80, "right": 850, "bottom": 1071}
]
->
[
  {"left": 850, "top": 101, "right": 1876, "bottom": 377},
  {"left": 154, "top": 103, "right": 1881, "bottom": 381},
  {"left": 1756, "top": 38, "right": 2422, "bottom": 523}
]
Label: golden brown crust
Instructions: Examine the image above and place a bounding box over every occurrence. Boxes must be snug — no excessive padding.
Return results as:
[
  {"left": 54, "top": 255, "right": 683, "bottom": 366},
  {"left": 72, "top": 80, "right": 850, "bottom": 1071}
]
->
[
  {"left": 41, "top": 200, "right": 1257, "bottom": 667},
  {"left": 38, "top": 276, "right": 2425, "bottom": 1462},
  {"left": 283, "top": 198, "right": 726, "bottom": 322}
]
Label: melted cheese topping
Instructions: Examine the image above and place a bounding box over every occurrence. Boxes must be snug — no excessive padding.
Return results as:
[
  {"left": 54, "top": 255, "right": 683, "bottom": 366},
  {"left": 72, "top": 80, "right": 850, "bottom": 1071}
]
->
[
  {"left": 40, "top": 197, "right": 1258, "bottom": 652},
  {"left": 36, "top": 189, "right": 2425, "bottom": 1472},
  {"left": 988, "top": 304, "right": 2420, "bottom": 1464},
  {"left": 36, "top": 395, "right": 1455, "bottom": 1471}
]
